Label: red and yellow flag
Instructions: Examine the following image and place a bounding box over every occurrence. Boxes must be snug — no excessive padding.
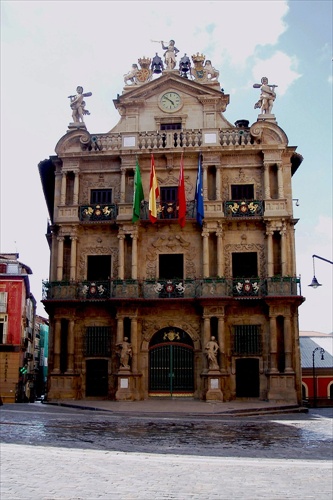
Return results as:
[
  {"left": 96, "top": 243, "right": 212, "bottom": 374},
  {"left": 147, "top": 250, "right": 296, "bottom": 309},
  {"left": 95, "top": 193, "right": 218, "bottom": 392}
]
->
[{"left": 148, "top": 154, "right": 160, "bottom": 223}]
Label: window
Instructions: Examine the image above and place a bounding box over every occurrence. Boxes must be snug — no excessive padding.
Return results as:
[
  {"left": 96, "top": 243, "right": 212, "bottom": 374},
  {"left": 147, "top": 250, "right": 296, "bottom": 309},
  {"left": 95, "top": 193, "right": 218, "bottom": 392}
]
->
[
  {"left": 90, "top": 189, "right": 112, "bottom": 205},
  {"left": 87, "top": 255, "right": 111, "bottom": 281},
  {"left": 232, "top": 325, "right": 262, "bottom": 355},
  {"left": 160, "top": 123, "right": 182, "bottom": 131},
  {"left": 159, "top": 254, "right": 184, "bottom": 279},
  {"left": 0, "top": 316, "right": 8, "bottom": 344},
  {"left": 160, "top": 187, "right": 178, "bottom": 219},
  {"left": 0, "top": 292, "right": 8, "bottom": 313},
  {"left": 84, "top": 326, "right": 111, "bottom": 356},
  {"left": 231, "top": 184, "right": 254, "bottom": 200},
  {"left": 232, "top": 252, "right": 258, "bottom": 278}
]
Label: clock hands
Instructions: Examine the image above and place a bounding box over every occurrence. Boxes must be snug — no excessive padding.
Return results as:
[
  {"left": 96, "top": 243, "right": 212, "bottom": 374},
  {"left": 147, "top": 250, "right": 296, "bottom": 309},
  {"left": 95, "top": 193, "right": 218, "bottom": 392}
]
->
[{"left": 164, "top": 96, "right": 175, "bottom": 105}]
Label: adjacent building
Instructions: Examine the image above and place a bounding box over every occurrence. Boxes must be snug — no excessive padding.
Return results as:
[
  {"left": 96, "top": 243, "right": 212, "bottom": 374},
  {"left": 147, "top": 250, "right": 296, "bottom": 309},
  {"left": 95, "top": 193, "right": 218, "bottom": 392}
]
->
[
  {"left": 300, "top": 331, "right": 333, "bottom": 406},
  {"left": 39, "top": 48, "right": 304, "bottom": 404},
  {"left": 0, "top": 253, "right": 36, "bottom": 403}
]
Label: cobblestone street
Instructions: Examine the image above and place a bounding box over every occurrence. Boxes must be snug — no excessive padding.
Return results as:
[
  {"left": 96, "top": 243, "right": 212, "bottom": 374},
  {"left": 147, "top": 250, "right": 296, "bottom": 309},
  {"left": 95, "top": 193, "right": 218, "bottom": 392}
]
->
[{"left": 1, "top": 404, "right": 332, "bottom": 499}]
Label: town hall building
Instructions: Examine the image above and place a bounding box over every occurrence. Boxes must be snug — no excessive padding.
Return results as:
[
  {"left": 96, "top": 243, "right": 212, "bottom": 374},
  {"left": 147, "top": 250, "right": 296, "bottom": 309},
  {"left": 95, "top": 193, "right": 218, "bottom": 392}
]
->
[{"left": 39, "top": 44, "right": 304, "bottom": 404}]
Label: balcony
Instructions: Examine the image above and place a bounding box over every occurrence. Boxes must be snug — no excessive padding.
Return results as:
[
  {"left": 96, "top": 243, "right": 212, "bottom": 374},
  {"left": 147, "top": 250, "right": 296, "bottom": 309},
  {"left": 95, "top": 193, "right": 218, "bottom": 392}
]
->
[
  {"left": 91, "top": 128, "right": 252, "bottom": 152},
  {"left": 42, "top": 276, "right": 301, "bottom": 301},
  {"left": 224, "top": 200, "right": 264, "bottom": 218},
  {"left": 79, "top": 204, "right": 118, "bottom": 222},
  {"left": 139, "top": 201, "right": 196, "bottom": 221}
]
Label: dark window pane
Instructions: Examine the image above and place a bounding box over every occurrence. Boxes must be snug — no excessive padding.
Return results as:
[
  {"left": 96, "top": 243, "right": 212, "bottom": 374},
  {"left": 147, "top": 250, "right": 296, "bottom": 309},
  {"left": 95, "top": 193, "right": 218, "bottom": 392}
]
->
[
  {"left": 231, "top": 185, "right": 254, "bottom": 200},
  {"left": 90, "top": 189, "right": 112, "bottom": 204},
  {"left": 159, "top": 254, "right": 183, "bottom": 279},
  {"left": 87, "top": 255, "right": 111, "bottom": 281},
  {"left": 232, "top": 252, "right": 258, "bottom": 277}
]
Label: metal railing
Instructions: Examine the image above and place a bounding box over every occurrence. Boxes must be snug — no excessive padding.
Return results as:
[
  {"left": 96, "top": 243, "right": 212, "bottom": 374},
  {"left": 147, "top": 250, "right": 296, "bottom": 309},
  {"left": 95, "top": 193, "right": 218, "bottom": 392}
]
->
[
  {"left": 79, "top": 204, "right": 117, "bottom": 222},
  {"left": 224, "top": 200, "right": 264, "bottom": 217},
  {"left": 42, "top": 276, "right": 301, "bottom": 300}
]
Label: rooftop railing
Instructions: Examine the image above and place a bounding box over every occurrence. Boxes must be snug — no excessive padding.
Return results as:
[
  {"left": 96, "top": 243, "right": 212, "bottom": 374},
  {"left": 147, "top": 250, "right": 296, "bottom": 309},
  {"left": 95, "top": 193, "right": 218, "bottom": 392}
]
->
[{"left": 90, "top": 128, "right": 252, "bottom": 152}]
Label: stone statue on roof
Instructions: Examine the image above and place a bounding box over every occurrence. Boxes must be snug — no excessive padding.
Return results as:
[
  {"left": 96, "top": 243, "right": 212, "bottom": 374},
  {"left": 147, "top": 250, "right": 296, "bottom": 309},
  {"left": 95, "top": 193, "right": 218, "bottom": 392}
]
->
[{"left": 253, "top": 77, "right": 277, "bottom": 115}]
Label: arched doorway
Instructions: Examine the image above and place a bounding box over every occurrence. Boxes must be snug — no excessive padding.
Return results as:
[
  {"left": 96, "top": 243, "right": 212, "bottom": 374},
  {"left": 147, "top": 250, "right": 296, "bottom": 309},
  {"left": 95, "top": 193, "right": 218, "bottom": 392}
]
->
[
  {"left": 149, "top": 327, "right": 194, "bottom": 397},
  {"left": 236, "top": 358, "right": 260, "bottom": 397}
]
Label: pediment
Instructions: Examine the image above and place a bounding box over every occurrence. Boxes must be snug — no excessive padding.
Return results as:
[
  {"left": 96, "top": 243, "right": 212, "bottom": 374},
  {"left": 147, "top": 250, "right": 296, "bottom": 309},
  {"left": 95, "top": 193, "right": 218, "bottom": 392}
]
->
[{"left": 114, "top": 72, "right": 229, "bottom": 108}]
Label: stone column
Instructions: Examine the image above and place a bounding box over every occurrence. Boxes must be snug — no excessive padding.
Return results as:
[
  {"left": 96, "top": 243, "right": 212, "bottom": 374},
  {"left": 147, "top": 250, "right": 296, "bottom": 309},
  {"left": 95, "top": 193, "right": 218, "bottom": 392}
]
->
[
  {"left": 120, "top": 168, "right": 126, "bottom": 203},
  {"left": 217, "top": 314, "right": 225, "bottom": 371},
  {"left": 277, "top": 163, "right": 284, "bottom": 199},
  {"left": 70, "top": 236, "right": 77, "bottom": 281},
  {"left": 203, "top": 315, "right": 211, "bottom": 350},
  {"left": 118, "top": 234, "right": 125, "bottom": 280},
  {"left": 280, "top": 224, "right": 287, "bottom": 276},
  {"left": 116, "top": 315, "right": 124, "bottom": 345},
  {"left": 53, "top": 319, "right": 61, "bottom": 373},
  {"left": 131, "top": 234, "right": 138, "bottom": 280},
  {"left": 284, "top": 314, "right": 293, "bottom": 373},
  {"left": 269, "top": 314, "right": 278, "bottom": 373},
  {"left": 263, "top": 163, "right": 270, "bottom": 199},
  {"left": 67, "top": 320, "right": 75, "bottom": 373},
  {"left": 216, "top": 166, "right": 221, "bottom": 200},
  {"left": 266, "top": 226, "right": 274, "bottom": 277},
  {"left": 131, "top": 317, "right": 138, "bottom": 373},
  {"left": 216, "top": 228, "right": 224, "bottom": 277},
  {"left": 73, "top": 170, "right": 79, "bottom": 205},
  {"left": 60, "top": 172, "right": 67, "bottom": 205},
  {"left": 56, "top": 236, "right": 64, "bottom": 281},
  {"left": 202, "top": 230, "right": 209, "bottom": 278}
]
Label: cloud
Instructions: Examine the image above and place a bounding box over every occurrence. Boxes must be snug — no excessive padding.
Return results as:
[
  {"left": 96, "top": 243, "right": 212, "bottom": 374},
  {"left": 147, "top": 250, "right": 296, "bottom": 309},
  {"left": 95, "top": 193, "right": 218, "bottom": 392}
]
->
[{"left": 252, "top": 51, "right": 301, "bottom": 94}]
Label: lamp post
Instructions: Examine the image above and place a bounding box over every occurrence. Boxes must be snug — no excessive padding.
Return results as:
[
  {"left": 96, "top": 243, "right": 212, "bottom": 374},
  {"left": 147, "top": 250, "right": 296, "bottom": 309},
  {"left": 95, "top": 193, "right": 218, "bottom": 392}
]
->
[
  {"left": 312, "top": 347, "right": 325, "bottom": 408},
  {"left": 308, "top": 254, "right": 333, "bottom": 288}
]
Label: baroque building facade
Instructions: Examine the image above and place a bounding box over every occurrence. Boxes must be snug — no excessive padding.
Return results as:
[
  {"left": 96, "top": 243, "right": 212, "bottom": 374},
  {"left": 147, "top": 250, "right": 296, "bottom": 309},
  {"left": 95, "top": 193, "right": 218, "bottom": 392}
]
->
[{"left": 39, "top": 48, "right": 304, "bottom": 404}]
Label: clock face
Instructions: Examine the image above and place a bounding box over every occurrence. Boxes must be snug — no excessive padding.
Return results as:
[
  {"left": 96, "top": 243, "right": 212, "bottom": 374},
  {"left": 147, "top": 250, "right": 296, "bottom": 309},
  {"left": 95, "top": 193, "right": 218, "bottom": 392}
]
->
[{"left": 159, "top": 92, "right": 182, "bottom": 112}]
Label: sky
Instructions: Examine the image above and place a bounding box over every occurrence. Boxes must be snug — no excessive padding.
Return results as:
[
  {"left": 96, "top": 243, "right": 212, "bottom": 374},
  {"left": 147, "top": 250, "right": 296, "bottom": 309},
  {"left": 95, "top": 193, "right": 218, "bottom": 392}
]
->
[{"left": 1, "top": 0, "right": 332, "bottom": 333}]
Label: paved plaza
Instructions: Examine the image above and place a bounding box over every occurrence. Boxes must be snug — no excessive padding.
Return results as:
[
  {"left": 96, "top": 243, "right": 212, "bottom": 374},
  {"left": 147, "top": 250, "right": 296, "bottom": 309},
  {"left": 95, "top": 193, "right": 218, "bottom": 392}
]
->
[{"left": 1, "top": 403, "right": 332, "bottom": 499}]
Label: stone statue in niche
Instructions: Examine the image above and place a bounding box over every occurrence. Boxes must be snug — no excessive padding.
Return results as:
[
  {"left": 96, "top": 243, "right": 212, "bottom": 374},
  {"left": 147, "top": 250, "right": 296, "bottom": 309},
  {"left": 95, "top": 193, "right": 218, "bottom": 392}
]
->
[
  {"left": 68, "top": 86, "right": 92, "bottom": 124},
  {"left": 117, "top": 337, "right": 132, "bottom": 369},
  {"left": 205, "top": 336, "right": 220, "bottom": 370},
  {"left": 253, "top": 77, "right": 277, "bottom": 114}
]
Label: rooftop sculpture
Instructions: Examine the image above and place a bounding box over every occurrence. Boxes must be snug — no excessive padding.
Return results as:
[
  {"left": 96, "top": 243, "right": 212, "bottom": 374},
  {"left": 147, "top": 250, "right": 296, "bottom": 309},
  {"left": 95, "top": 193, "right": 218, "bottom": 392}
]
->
[
  {"left": 68, "top": 86, "right": 92, "bottom": 126},
  {"left": 253, "top": 77, "right": 277, "bottom": 115}
]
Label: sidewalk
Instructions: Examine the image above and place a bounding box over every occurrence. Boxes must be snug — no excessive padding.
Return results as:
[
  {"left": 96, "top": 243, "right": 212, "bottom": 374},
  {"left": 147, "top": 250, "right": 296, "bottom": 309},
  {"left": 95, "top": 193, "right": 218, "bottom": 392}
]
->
[{"left": 43, "top": 398, "right": 308, "bottom": 417}]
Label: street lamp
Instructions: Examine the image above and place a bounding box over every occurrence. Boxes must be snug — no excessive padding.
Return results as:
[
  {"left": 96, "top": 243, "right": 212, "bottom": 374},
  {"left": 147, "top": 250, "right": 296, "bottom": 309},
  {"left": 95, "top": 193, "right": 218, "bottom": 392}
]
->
[
  {"left": 308, "top": 254, "right": 333, "bottom": 288},
  {"left": 312, "top": 347, "right": 325, "bottom": 408}
]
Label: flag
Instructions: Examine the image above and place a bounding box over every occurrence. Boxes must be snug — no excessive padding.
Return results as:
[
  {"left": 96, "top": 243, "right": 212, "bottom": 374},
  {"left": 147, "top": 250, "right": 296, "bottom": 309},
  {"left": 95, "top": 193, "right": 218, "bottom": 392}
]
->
[
  {"left": 178, "top": 153, "right": 186, "bottom": 228},
  {"left": 195, "top": 153, "right": 204, "bottom": 225},
  {"left": 132, "top": 158, "right": 144, "bottom": 222},
  {"left": 148, "top": 154, "right": 160, "bottom": 223}
]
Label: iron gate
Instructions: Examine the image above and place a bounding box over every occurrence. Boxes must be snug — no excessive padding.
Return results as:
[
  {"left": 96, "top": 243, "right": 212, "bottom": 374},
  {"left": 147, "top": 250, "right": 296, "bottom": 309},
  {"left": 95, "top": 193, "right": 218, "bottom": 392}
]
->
[{"left": 149, "top": 328, "right": 194, "bottom": 396}]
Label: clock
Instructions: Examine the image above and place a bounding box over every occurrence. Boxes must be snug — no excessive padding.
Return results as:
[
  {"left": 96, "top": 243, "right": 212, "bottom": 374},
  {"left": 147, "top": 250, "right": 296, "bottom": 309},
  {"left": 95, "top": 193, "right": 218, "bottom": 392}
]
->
[{"left": 159, "top": 91, "right": 182, "bottom": 112}]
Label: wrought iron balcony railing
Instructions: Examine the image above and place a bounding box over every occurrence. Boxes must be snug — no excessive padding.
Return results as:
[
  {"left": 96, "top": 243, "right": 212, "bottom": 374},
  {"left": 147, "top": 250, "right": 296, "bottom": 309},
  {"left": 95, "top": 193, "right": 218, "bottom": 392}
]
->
[
  {"left": 224, "top": 200, "right": 264, "bottom": 217},
  {"left": 140, "top": 201, "right": 196, "bottom": 220},
  {"left": 79, "top": 204, "right": 117, "bottom": 222},
  {"left": 42, "top": 276, "right": 301, "bottom": 300}
]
